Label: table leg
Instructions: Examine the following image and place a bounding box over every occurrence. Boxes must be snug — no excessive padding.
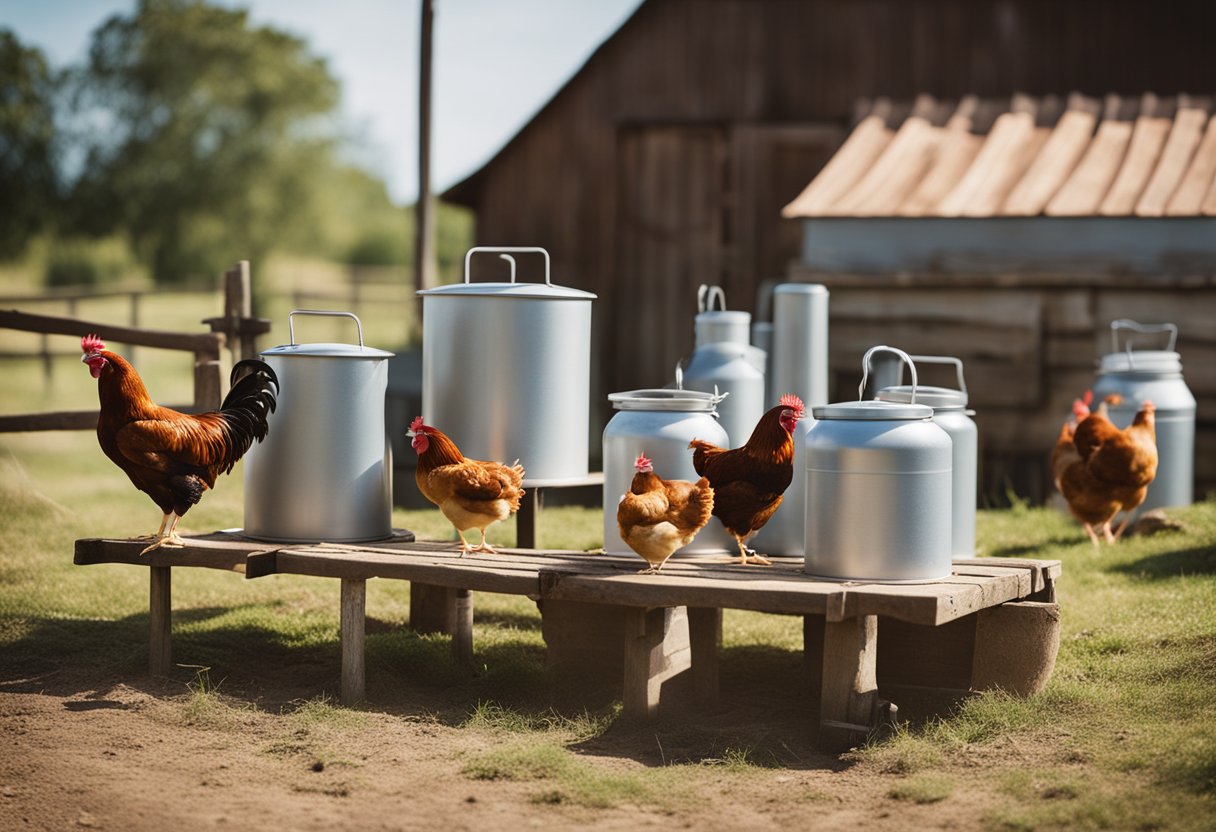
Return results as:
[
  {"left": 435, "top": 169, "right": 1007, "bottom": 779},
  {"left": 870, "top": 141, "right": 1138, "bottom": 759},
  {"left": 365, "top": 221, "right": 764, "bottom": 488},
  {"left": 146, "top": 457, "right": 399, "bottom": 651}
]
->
[
  {"left": 819, "top": 614, "right": 878, "bottom": 750},
  {"left": 622, "top": 607, "right": 691, "bottom": 719},
  {"left": 452, "top": 588, "right": 473, "bottom": 665},
  {"left": 516, "top": 486, "right": 541, "bottom": 549},
  {"left": 149, "top": 566, "right": 172, "bottom": 677},
  {"left": 340, "top": 578, "right": 366, "bottom": 706},
  {"left": 688, "top": 607, "right": 721, "bottom": 705}
]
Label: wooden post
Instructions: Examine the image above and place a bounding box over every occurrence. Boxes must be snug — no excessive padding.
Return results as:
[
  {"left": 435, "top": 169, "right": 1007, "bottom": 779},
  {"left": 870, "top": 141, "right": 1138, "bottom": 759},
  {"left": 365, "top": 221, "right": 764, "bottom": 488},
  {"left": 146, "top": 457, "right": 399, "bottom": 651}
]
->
[
  {"left": 340, "top": 578, "right": 366, "bottom": 706},
  {"left": 819, "top": 614, "right": 878, "bottom": 750},
  {"left": 413, "top": 0, "right": 437, "bottom": 301},
  {"left": 516, "top": 487, "right": 541, "bottom": 549},
  {"left": 149, "top": 567, "right": 172, "bottom": 677},
  {"left": 127, "top": 291, "right": 140, "bottom": 366},
  {"left": 452, "top": 588, "right": 474, "bottom": 665},
  {"left": 687, "top": 607, "right": 721, "bottom": 705},
  {"left": 193, "top": 355, "right": 223, "bottom": 410},
  {"left": 621, "top": 606, "right": 691, "bottom": 719},
  {"left": 223, "top": 261, "right": 256, "bottom": 361},
  {"left": 410, "top": 583, "right": 463, "bottom": 634}
]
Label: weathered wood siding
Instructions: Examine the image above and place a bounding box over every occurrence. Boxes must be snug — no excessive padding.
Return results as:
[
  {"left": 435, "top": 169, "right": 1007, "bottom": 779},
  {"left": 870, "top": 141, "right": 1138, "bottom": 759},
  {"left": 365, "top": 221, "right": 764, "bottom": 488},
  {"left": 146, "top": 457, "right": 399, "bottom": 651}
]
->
[{"left": 790, "top": 268, "right": 1216, "bottom": 503}]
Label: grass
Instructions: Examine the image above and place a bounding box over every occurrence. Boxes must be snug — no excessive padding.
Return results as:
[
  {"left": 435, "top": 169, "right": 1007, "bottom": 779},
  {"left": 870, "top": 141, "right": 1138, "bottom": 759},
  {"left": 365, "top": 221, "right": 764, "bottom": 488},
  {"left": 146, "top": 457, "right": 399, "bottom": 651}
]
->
[{"left": 2, "top": 321, "right": 1216, "bottom": 825}]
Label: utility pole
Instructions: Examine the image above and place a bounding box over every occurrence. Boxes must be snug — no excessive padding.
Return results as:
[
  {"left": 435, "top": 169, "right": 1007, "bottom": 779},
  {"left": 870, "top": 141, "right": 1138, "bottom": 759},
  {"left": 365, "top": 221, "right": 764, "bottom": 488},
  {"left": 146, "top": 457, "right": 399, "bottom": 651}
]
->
[{"left": 414, "top": 0, "right": 437, "bottom": 300}]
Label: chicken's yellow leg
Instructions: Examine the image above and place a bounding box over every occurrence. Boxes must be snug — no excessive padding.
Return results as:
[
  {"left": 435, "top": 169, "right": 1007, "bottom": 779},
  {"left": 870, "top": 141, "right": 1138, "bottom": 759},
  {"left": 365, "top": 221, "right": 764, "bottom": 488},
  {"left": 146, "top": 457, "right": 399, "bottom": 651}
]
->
[
  {"left": 1082, "top": 522, "right": 1101, "bottom": 548},
  {"left": 472, "top": 529, "right": 497, "bottom": 554},
  {"left": 139, "top": 514, "right": 186, "bottom": 556},
  {"left": 735, "top": 537, "right": 772, "bottom": 566},
  {"left": 1112, "top": 514, "right": 1134, "bottom": 541},
  {"left": 456, "top": 529, "right": 473, "bottom": 557}
]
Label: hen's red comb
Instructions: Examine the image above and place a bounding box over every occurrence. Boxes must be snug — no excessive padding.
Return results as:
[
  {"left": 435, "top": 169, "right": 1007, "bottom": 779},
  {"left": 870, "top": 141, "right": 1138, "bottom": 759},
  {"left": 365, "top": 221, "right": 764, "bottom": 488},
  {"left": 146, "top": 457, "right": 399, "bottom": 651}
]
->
[
  {"left": 779, "top": 393, "right": 805, "bottom": 414},
  {"left": 81, "top": 334, "right": 105, "bottom": 354},
  {"left": 1082, "top": 389, "right": 1093, "bottom": 407},
  {"left": 409, "top": 415, "right": 427, "bottom": 433},
  {"left": 634, "top": 452, "right": 653, "bottom": 472}
]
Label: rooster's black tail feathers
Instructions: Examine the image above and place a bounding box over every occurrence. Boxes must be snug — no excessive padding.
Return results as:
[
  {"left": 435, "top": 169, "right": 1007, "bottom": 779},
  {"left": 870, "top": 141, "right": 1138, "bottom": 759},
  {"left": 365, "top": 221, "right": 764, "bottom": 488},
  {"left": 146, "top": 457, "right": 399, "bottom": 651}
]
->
[{"left": 216, "top": 360, "right": 279, "bottom": 474}]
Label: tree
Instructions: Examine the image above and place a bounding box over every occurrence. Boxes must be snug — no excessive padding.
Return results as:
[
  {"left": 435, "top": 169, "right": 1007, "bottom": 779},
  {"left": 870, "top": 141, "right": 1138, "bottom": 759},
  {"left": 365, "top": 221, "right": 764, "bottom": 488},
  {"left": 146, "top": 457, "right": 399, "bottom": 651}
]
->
[
  {"left": 0, "top": 30, "right": 58, "bottom": 258},
  {"left": 65, "top": 0, "right": 341, "bottom": 282}
]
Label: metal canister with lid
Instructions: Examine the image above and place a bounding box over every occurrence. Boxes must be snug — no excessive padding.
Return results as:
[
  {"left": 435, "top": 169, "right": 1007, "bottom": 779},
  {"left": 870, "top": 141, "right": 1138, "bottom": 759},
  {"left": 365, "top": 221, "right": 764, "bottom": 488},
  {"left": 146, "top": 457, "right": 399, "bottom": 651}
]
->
[
  {"left": 1091, "top": 319, "right": 1196, "bottom": 512},
  {"left": 245, "top": 310, "right": 395, "bottom": 542},
  {"left": 877, "top": 355, "right": 977, "bottom": 559},
  {"left": 419, "top": 247, "right": 595, "bottom": 483},
  {"left": 805, "top": 346, "right": 953, "bottom": 581},
  {"left": 602, "top": 383, "right": 733, "bottom": 555}
]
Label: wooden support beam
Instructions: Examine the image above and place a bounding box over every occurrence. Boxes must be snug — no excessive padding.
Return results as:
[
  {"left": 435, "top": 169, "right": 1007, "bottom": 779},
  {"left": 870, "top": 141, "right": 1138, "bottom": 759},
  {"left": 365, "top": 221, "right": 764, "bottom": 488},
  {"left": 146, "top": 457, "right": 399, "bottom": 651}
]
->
[
  {"left": 687, "top": 607, "right": 721, "bottom": 706},
  {"left": 340, "top": 578, "right": 366, "bottom": 706},
  {"left": 621, "top": 606, "right": 691, "bottom": 719},
  {"left": 516, "top": 486, "right": 541, "bottom": 549},
  {"left": 819, "top": 614, "right": 878, "bottom": 750},
  {"left": 409, "top": 582, "right": 462, "bottom": 634},
  {"left": 451, "top": 588, "right": 474, "bottom": 665},
  {"left": 149, "top": 567, "right": 172, "bottom": 677},
  {"left": 803, "top": 614, "right": 825, "bottom": 693}
]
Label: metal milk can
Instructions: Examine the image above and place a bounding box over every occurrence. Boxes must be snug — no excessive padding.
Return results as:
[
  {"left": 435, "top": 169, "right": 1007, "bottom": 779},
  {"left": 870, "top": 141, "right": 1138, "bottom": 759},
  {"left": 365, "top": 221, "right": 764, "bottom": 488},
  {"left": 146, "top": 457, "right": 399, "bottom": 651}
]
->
[
  {"left": 681, "top": 286, "right": 766, "bottom": 447},
  {"left": 245, "top": 310, "right": 395, "bottom": 542},
  {"left": 419, "top": 247, "right": 595, "bottom": 483},
  {"left": 750, "top": 282, "right": 829, "bottom": 555},
  {"left": 877, "top": 355, "right": 977, "bottom": 559},
  {"left": 602, "top": 384, "right": 733, "bottom": 555},
  {"left": 1091, "top": 320, "right": 1196, "bottom": 512},
  {"left": 805, "top": 347, "right": 953, "bottom": 581}
]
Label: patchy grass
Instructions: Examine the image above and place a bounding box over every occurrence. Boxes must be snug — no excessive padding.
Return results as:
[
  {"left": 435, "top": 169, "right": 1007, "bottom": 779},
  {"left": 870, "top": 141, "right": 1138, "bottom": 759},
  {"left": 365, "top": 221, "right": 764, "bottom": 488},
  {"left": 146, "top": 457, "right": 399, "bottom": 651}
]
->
[{"left": 887, "top": 774, "right": 954, "bottom": 804}]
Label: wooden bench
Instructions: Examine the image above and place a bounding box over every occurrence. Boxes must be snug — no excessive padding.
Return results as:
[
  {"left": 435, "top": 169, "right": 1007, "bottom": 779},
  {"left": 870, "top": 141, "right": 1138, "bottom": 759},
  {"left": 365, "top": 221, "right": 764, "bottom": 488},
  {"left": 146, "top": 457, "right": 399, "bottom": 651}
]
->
[{"left": 74, "top": 532, "right": 1060, "bottom": 749}]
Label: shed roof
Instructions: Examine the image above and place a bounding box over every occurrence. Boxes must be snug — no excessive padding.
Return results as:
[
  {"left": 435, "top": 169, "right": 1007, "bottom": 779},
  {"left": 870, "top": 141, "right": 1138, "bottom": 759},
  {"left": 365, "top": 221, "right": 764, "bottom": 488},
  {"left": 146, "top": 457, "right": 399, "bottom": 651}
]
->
[{"left": 783, "top": 93, "right": 1216, "bottom": 218}]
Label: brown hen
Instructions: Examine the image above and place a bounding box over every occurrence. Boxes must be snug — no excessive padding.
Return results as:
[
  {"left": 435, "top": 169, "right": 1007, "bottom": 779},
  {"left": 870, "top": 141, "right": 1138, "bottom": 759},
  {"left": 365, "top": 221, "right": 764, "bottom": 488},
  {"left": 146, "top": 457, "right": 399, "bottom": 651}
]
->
[{"left": 617, "top": 453, "right": 714, "bottom": 574}]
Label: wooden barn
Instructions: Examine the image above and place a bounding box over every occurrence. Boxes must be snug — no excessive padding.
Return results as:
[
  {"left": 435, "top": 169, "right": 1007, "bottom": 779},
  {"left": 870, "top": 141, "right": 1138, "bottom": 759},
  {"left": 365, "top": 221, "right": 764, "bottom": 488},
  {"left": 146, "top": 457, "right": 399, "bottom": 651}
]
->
[{"left": 442, "top": 0, "right": 1216, "bottom": 501}]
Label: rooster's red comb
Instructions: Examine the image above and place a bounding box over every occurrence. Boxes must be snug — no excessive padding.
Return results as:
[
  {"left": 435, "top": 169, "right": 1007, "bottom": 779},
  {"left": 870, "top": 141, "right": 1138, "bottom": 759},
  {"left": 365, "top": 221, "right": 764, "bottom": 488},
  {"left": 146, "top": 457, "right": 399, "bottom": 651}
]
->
[
  {"left": 81, "top": 334, "right": 105, "bottom": 354},
  {"left": 634, "top": 452, "right": 653, "bottom": 472},
  {"left": 779, "top": 393, "right": 805, "bottom": 414},
  {"left": 409, "top": 416, "right": 427, "bottom": 434}
]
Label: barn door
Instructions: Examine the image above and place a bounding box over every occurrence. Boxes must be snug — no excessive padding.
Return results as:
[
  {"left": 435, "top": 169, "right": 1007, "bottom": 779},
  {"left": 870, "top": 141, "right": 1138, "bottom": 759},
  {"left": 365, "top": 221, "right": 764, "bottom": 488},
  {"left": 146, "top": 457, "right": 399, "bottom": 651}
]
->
[{"left": 615, "top": 125, "right": 729, "bottom": 393}]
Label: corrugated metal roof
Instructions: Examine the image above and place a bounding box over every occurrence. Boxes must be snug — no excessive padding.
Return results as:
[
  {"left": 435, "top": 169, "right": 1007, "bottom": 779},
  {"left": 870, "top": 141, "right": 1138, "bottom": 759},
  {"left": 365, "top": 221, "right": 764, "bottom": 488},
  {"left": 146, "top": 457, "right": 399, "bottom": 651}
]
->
[{"left": 783, "top": 93, "right": 1216, "bottom": 218}]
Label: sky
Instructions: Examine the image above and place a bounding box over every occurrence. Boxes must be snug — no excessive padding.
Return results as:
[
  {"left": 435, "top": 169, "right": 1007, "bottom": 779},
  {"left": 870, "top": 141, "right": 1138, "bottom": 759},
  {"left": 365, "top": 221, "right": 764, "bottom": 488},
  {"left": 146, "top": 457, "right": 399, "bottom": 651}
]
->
[{"left": 0, "top": 0, "right": 645, "bottom": 204}]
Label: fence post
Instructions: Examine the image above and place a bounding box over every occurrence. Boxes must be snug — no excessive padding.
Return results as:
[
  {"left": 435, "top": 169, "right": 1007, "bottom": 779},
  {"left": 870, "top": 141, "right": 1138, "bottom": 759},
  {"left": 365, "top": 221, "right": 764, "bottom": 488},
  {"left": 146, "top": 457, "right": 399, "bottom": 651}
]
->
[
  {"left": 223, "top": 261, "right": 256, "bottom": 361},
  {"left": 128, "top": 291, "right": 140, "bottom": 366},
  {"left": 193, "top": 344, "right": 223, "bottom": 411}
]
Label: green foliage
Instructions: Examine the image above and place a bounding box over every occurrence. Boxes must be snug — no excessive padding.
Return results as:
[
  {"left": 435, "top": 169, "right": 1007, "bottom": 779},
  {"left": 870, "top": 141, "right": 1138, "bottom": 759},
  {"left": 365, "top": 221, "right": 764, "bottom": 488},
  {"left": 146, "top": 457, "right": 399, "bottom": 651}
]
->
[
  {"left": 43, "top": 235, "right": 139, "bottom": 287},
  {"left": 0, "top": 30, "right": 59, "bottom": 258},
  {"left": 64, "top": 0, "right": 342, "bottom": 282}
]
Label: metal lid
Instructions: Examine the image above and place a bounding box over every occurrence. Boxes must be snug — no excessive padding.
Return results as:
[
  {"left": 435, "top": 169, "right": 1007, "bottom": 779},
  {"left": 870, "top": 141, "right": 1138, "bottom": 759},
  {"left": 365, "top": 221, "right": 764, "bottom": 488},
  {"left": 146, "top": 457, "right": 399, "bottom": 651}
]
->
[
  {"left": 813, "top": 399, "right": 935, "bottom": 421},
  {"left": 262, "top": 342, "right": 394, "bottom": 359},
  {"left": 1098, "top": 350, "right": 1183, "bottom": 374},
  {"left": 609, "top": 388, "right": 723, "bottom": 413},
  {"left": 774, "top": 283, "right": 828, "bottom": 295},
  {"left": 877, "top": 384, "right": 968, "bottom": 409},
  {"left": 418, "top": 246, "right": 596, "bottom": 300}
]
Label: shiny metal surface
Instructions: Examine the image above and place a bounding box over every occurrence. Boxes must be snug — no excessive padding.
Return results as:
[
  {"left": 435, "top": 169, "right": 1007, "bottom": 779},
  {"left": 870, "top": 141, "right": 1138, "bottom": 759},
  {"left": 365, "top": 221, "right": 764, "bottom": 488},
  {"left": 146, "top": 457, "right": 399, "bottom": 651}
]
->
[
  {"left": 420, "top": 247, "right": 595, "bottom": 483},
  {"left": 750, "top": 322, "right": 774, "bottom": 405},
  {"left": 603, "top": 391, "right": 733, "bottom": 554},
  {"left": 245, "top": 311, "right": 394, "bottom": 542},
  {"left": 771, "top": 283, "right": 829, "bottom": 408},
  {"left": 750, "top": 415, "right": 814, "bottom": 555},
  {"left": 681, "top": 342, "right": 765, "bottom": 448},
  {"left": 695, "top": 285, "right": 751, "bottom": 346},
  {"left": 804, "top": 346, "right": 953, "bottom": 581},
  {"left": 1092, "top": 320, "right": 1195, "bottom": 511}
]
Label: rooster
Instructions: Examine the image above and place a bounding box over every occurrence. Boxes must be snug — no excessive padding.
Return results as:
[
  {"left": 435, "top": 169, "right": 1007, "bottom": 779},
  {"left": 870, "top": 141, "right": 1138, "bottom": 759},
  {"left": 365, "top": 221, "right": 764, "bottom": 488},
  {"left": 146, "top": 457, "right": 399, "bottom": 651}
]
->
[
  {"left": 1053, "top": 392, "right": 1158, "bottom": 546},
  {"left": 688, "top": 394, "right": 805, "bottom": 566},
  {"left": 81, "top": 334, "right": 278, "bottom": 554},
  {"left": 617, "top": 453, "right": 715, "bottom": 574},
  {"left": 407, "top": 417, "right": 525, "bottom": 555}
]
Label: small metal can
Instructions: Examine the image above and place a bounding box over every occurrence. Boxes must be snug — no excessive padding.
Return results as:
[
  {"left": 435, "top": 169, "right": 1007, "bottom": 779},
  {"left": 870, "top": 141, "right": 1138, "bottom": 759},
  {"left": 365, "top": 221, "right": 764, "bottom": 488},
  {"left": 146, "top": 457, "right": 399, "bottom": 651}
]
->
[
  {"left": 1091, "top": 320, "right": 1196, "bottom": 512},
  {"left": 602, "top": 387, "right": 733, "bottom": 554},
  {"left": 878, "top": 355, "right": 977, "bottom": 559},
  {"left": 805, "top": 347, "right": 953, "bottom": 581}
]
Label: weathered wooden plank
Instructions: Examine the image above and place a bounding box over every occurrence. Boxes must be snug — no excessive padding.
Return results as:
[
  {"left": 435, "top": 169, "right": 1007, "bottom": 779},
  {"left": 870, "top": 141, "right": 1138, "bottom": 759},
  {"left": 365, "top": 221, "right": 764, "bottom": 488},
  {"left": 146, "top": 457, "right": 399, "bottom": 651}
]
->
[
  {"left": 340, "top": 578, "right": 366, "bottom": 706},
  {"left": 1100, "top": 97, "right": 1172, "bottom": 215},
  {"left": 783, "top": 112, "right": 894, "bottom": 217},
  {"left": 149, "top": 567, "right": 172, "bottom": 677},
  {"left": 273, "top": 551, "right": 541, "bottom": 595},
  {"left": 819, "top": 615, "right": 878, "bottom": 750},
  {"left": 75, "top": 536, "right": 277, "bottom": 572},
  {"left": 1166, "top": 114, "right": 1216, "bottom": 216},
  {"left": 1003, "top": 101, "right": 1100, "bottom": 216},
  {"left": 938, "top": 109, "right": 1037, "bottom": 217},
  {"left": 452, "top": 588, "right": 474, "bottom": 665},
  {"left": 898, "top": 98, "right": 983, "bottom": 216},
  {"left": 621, "top": 606, "right": 691, "bottom": 719}
]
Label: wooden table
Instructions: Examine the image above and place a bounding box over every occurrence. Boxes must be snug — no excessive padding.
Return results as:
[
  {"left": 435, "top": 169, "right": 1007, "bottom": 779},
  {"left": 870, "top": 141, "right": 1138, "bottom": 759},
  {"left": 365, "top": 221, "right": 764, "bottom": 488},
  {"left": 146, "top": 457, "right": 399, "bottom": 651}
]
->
[{"left": 74, "top": 532, "right": 1060, "bottom": 749}]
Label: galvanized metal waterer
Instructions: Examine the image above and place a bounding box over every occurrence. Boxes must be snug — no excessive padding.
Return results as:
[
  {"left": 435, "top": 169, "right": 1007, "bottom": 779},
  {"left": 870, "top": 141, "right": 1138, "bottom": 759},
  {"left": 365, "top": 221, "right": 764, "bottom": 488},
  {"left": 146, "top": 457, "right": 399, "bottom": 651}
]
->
[
  {"left": 804, "top": 346, "right": 953, "bottom": 582},
  {"left": 419, "top": 247, "right": 596, "bottom": 483}
]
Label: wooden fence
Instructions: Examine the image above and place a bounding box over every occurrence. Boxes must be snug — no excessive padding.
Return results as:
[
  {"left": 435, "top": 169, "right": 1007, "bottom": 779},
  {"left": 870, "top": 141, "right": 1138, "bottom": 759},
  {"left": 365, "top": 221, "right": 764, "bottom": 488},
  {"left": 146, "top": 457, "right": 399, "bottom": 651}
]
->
[{"left": 0, "top": 262, "right": 269, "bottom": 433}]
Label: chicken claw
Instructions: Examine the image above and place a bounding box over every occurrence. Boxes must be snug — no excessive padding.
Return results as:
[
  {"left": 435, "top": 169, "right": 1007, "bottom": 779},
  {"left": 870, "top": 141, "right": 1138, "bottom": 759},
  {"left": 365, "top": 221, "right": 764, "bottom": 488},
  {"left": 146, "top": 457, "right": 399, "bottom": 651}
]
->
[{"left": 139, "top": 533, "right": 186, "bottom": 556}]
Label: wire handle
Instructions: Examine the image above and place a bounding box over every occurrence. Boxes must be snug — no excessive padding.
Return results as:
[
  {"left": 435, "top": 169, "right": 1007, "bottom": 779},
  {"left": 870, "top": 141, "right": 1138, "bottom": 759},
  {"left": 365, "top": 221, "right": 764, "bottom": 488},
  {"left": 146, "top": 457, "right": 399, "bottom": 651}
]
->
[
  {"left": 1111, "top": 319, "right": 1178, "bottom": 353},
  {"left": 908, "top": 354, "right": 967, "bottom": 395},
  {"left": 859, "top": 346, "right": 918, "bottom": 403},
  {"left": 697, "top": 284, "right": 727, "bottom": 313},
  {"left": 288, "top": 310, "right": 364, "bottom": 348},
  {"left": 464, "top": 246, "right": 551, "bottom": 285}
]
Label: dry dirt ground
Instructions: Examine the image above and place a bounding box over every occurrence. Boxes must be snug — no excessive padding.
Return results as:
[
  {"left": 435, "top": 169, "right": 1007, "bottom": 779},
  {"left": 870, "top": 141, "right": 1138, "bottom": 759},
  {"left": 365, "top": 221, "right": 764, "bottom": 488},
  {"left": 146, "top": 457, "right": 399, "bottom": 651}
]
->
[{"left": 0, "top": 662, "right": 1050, "bottom": 832}]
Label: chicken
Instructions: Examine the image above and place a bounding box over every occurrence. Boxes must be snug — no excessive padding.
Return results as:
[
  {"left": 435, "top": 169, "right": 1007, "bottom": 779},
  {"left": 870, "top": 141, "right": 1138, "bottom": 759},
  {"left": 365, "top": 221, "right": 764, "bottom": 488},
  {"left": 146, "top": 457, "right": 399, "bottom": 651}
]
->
[
  {"left": 407, "top": 416, "right": 525, "bottom": 555},
  {"left": 688, "top": 393, "right": 805, "bottom": 566},
  {"left": 616, "top": 453, "right": 714, "bottom": 574},
  {"left": 1053, "top": 392, "right": 1158, "bottom": 546},
  {"left": 80, "top": 333, "right": 278, "bottom": 554}
]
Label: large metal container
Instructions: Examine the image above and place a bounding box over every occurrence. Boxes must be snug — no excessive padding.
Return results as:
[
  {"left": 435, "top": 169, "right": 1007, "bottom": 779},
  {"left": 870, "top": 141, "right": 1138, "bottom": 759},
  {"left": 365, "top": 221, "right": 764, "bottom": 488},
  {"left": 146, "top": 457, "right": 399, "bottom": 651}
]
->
[
  {"left": 1091, "top": 319, "right": 1196, "bottom": 512},
  {"left": 682, "top": 285, "right": 766, "bottom": 447},
  {"left": 878, "top": 355, "right": 977, "bottom": 559},
  {"left": 805, "top": 347, "right": 953, "bottom": 581},
  {"left": 750, "top": 282, "right": 828, "bottom": 555},
  {"left": 603, "top": 387, "right": 733, "bottom": 554},
  {"left": 245, "top": 311, "right": 394, "bottom": 542},
  {"left": 419, "top": 247, "right": 595, "bottom": 483}
]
